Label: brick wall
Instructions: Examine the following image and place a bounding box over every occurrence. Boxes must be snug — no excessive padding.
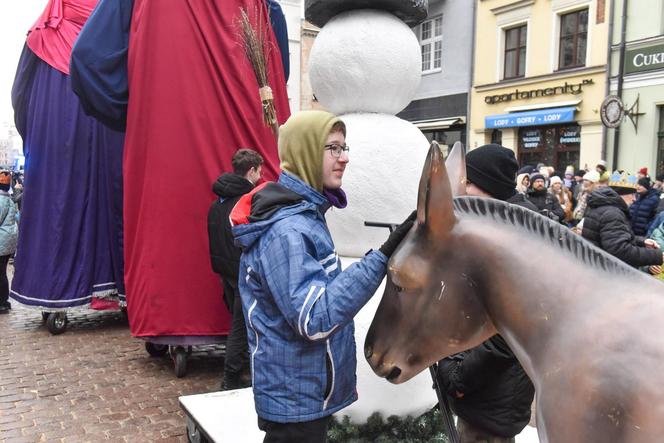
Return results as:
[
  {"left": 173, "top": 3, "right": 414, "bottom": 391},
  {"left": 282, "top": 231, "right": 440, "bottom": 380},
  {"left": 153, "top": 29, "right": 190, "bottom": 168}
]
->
[{"left": 596, "top": 0, "right": 606, "bottom": 24}]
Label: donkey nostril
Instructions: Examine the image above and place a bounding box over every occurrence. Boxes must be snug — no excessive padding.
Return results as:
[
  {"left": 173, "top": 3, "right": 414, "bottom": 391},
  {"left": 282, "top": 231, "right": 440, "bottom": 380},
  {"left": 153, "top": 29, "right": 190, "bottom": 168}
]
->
[
  {"left": 364, "top": 346, "right": 373, "bottom": 359},
  {"left": 386, "top": 366, "right": 401, "bottom": 381}
]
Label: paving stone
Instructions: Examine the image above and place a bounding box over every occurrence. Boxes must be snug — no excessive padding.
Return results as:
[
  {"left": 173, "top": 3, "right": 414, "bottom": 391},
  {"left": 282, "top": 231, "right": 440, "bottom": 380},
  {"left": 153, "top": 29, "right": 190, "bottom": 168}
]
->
[{"left": 0, "top": 294, "right": 224, "bottom": 442}]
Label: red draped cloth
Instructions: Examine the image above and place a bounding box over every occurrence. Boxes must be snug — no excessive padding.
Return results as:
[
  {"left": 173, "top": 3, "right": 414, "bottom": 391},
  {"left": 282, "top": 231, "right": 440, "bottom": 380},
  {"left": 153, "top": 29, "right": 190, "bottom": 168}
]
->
[
  {"left": 27, "top": 0, "right": 97, "bottom": 74},
  {"left": 125, "top": 0, "right": 290, "bottom": 338}
]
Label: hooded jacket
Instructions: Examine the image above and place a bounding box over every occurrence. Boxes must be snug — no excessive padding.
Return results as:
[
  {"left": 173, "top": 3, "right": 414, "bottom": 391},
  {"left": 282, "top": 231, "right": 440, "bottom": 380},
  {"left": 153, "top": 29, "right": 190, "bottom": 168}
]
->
[
  {"left": 207, "top": 173, "right": 254, "bottom": 283},
  {"left": 629, "top": 187, "right": 660, "bottom": 236},
  {"left": 582, "top": 187, "right": 663, "bottom": 268},
  {"left": 231, "top": 111, "right": 387, "bottom": 423}
]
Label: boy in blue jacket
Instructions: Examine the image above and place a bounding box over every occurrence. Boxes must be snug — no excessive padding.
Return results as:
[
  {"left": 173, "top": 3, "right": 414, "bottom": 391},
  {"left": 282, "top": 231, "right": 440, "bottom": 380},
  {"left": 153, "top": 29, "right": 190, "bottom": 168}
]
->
[{"left": 231, "top": 111, "right": 414, "bottom": 442}]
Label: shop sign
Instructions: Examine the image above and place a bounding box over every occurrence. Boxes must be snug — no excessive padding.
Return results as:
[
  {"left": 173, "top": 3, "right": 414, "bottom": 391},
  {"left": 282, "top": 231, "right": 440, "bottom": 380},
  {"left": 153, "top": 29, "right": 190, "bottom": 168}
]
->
[
  {"left": 484, "top": 79, "right": 594, "bottom": 105},
  {"left": 521, "top": 129, "right": 541, "bottom": 149},
  {"left": 600, "top": 95, "right": 625, "bottom": 128},
  {"left": 485, "top": 106, "right": 576, "bottom": 129},
  {"left": 625, "top": 43, "right": 664, "bottom": 74},
  {"left": 559, "top": 127, "right": 580, "bottom": 145}
]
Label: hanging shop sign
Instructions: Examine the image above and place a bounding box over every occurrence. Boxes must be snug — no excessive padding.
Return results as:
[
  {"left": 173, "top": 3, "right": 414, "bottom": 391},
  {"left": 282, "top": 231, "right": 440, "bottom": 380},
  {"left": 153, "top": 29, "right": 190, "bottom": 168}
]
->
[
  {"left": 625, "top": 43, "right": 664, "bottom": 75},
  {"left": 485, "top": 106, "right": 576, "bottom": 129},
  {"left": 484, "top": 79, "right": 594, "bottom": 104},
  {"left": 600, "top": 95, "right": 625, "bottom": 128}
]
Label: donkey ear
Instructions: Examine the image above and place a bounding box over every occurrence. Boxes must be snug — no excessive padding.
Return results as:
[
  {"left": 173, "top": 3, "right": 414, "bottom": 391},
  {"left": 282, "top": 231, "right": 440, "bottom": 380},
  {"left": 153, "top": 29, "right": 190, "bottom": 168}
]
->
[
  {"left": 446, "top": 142, "right": 467, "bottom": 197},
  {"left": 416, "top": 143, "right": 434, "bottom": 225},
  {"left": 416, "top": 141, "right": 457, "bottom": 237}
]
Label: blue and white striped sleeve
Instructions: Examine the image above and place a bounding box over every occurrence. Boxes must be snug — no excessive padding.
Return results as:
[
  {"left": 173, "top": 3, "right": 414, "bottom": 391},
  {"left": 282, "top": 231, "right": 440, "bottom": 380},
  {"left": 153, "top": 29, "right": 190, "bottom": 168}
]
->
[{"left": 260, "top": 230, "right": 388, "bottom": 342}]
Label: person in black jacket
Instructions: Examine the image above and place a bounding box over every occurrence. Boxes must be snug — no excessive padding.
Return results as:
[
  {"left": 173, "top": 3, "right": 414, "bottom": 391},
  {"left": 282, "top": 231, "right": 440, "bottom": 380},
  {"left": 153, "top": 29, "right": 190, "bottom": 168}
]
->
[
  {"left": 439, "top": 144, "right": 535, "bottom": 443},
  {"left": 527, "top": 173, "right": 565, "bottom": 223},
  {"left": 208, "top": 148, "right": 263, "bottom": 390},
  {"left": 582, "top": 179, "right": 663, "bottom": 272},
  {"left": 629, "top": 177, "right": 660, "bottom": 236}
]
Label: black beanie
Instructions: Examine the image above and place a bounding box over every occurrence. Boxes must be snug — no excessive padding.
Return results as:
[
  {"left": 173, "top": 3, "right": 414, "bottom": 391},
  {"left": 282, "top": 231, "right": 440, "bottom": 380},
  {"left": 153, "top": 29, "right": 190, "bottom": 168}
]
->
[
  {"left": 638, "top": 177, "right": 651, "bottom": 189},
  {"left": 529, "top": 173, "right": 546, "bottom": 184},
  {"left": 466, "top": 144, "right": 518, "bottom": 201}
]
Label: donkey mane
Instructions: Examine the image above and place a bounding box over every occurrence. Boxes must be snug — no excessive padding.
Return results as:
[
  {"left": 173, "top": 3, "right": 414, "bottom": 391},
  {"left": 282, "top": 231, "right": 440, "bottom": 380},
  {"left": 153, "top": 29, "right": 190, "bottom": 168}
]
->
[{"left": 453, "top": 196, "right": 642, "bottom": 278}]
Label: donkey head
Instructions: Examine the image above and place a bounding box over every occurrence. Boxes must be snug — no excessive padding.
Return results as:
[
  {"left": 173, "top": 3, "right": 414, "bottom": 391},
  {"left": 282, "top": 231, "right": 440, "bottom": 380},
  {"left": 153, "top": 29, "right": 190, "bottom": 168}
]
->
[{"left": 365, "top": 142, "right": 496, "bottom": 383}]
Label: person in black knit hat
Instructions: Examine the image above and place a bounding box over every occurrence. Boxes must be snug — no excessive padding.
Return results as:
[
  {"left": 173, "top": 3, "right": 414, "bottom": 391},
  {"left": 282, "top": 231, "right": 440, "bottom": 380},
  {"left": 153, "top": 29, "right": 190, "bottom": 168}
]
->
[
  {"left": 437, "top": 143, "right": 536, "bottom": 443},
  {"left": 465, "top": 143, "right": 538, "bottom": 211},
  {"left": 629, "top": 176, "right": 661, "bottom": 237}
]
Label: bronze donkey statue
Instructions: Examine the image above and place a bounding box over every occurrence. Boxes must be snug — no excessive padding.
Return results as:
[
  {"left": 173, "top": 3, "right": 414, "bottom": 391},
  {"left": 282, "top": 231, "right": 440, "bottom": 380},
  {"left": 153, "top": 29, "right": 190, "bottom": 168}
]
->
[{"left": 365, "top": 142, "right": 664, "bottom": 443}]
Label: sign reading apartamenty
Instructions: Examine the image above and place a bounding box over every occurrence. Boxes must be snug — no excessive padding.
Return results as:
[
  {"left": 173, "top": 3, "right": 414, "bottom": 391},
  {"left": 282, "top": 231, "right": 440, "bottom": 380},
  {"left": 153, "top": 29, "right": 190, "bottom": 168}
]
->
[
  {"left": 625, "top": 42, "right": 664, "bottom": 74},
  {"left": 484, "top": 79, "right": 594, "bottom": 104}
]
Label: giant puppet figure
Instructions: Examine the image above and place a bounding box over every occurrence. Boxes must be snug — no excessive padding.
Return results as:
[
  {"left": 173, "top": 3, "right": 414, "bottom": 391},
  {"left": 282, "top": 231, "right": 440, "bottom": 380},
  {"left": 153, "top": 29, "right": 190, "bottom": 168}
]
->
[
  {"left": 70, "top": 0, "right": 290, "bottom": 345},
  {"left": 11, "top": 0, "right": 125, "bottom": 315},
  {"left": 366, "top": 142, "right": 664, "bottom": 442}
]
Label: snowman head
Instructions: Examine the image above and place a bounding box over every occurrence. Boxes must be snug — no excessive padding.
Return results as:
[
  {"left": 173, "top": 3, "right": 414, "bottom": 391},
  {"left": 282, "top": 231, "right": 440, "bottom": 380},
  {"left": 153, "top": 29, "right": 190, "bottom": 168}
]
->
[{"left": 309, "top": 10, "right": 422, "bottom": 115}]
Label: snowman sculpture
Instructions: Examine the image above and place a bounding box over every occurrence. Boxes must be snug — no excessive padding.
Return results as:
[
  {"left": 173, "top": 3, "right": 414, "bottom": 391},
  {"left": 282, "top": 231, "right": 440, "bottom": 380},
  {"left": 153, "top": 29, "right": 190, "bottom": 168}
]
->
[{"left": 306, "top": 0, "right": 435, "bottom": 422}]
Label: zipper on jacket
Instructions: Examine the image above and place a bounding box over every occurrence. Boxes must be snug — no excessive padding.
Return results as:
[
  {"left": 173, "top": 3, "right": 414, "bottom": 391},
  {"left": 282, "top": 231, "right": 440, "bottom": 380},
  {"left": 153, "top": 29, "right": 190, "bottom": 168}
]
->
[
  {"left": 247, "top": 298, "right": 259, "bottom": 388},
  {"left": 323, "top": 340, "right": 335, "bottom": 410}
]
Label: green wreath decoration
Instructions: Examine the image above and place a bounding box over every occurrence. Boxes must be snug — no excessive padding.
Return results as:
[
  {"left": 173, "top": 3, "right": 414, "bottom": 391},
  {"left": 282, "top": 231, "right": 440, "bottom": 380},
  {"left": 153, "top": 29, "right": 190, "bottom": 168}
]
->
[{"left": 328, "top": 407, "right": 450, "bottom": 443}]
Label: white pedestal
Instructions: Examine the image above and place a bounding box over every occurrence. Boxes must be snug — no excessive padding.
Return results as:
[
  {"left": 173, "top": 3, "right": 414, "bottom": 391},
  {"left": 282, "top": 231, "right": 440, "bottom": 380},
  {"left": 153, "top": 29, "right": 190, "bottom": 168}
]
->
[
  {"left": 178, "top": 388, "right": 540, "bottom": 442},
  {"left": 179, "top": 388, "right": 263, "bottom": 443}
]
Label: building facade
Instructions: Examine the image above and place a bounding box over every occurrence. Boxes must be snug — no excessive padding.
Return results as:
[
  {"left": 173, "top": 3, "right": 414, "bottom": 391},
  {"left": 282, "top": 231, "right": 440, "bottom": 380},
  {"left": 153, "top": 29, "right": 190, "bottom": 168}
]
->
[
  {"left": 299, "top": 20, "right": 325, "bottom": 112},
  {"left": 606, "top": 0, "right": 664, "bottom": 176},
  {"left": 469, "top": 0, "right": 609, "bottom": 172},
  {"left": 397, "top": 0, "right": 475, "bottom": 155},
  {"left": 278, "top": 0, "right": 303, "bottom": 113}
]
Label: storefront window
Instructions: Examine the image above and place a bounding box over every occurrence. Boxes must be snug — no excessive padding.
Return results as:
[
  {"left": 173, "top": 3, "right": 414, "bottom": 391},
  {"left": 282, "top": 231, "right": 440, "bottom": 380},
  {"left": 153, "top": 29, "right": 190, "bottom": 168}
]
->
[
  {"left": 517, "top": 124, "right": 580, "bottom": 171},
  {"left": 657, "top": 107, "right": 664, "bottom": 176},
  {"left": 491, "top": 129, "right": 503, "bottom": 145},
  {"left": 422, "top": 126, "right": 466, "bottom": 157}
]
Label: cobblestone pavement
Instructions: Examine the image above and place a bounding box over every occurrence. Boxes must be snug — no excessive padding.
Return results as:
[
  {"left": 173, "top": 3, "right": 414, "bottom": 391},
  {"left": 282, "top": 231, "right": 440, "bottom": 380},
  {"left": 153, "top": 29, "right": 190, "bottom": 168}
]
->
[{"left": 0, "top": 266, "right": 225, "bottom": 442}]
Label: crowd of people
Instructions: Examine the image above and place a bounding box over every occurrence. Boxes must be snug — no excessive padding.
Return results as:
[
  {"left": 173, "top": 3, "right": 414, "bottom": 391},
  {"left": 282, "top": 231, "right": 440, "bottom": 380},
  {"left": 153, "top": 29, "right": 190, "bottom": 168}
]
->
[{"left": 514, "top": 161, "right": 664, "bottom": 277}]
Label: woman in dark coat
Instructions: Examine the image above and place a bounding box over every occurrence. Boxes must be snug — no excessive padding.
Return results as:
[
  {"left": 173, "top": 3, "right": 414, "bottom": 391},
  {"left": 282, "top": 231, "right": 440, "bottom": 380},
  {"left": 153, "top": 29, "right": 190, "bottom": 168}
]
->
[{"left": 629, "top": 178, "right": 660, "bottom": 236}]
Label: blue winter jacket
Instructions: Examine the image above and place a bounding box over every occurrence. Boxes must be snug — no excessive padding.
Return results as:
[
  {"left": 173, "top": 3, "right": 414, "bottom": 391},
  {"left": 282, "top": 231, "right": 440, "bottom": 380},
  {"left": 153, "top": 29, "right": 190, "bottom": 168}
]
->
[
  {"left": 647, "top": 211, "right": 664, "bottom": 238},
  {"left": 630, "top": 188, "right": 660, "bottom": 236},
  {"left": 232, "top": 172, "right": 387, "bottom": 423}
]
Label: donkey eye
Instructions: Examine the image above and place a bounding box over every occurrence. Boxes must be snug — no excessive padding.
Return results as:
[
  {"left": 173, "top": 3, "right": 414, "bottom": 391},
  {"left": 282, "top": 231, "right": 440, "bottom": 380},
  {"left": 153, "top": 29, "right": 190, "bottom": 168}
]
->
[{"left": 394, "top": 285, "right": 404, "bottom": 293}]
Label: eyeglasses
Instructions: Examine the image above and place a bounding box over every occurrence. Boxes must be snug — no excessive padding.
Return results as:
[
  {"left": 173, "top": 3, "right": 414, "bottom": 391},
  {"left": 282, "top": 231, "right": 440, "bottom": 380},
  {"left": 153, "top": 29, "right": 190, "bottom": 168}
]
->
[{"left": 324, "top": 143, "right": 350, "bottom": 158}]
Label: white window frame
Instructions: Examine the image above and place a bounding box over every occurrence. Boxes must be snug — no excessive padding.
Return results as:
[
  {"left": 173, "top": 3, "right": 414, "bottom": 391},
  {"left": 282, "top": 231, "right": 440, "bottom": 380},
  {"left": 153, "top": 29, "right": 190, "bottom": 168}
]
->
[
  {"left": 492, "top": 1, "right": 533, "bottom": 82},
  {"left": 550, "top": 0, "right": 594, "bottom": 72},
  {"left": 419, "top": 15, "right": 443, "bottom": 75}
]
